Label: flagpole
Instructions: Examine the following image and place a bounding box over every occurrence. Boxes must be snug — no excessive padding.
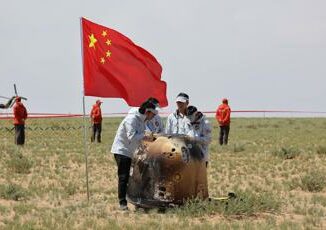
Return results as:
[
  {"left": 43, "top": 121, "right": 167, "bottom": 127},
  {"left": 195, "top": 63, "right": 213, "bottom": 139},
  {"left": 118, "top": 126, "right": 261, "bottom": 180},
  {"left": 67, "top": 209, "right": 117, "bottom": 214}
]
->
[
  {"left": 82, "top": 95, "right": 90, "bottom": 202},
  {"left": 80, "top": 17, "right": 90, "bottom": 202}
]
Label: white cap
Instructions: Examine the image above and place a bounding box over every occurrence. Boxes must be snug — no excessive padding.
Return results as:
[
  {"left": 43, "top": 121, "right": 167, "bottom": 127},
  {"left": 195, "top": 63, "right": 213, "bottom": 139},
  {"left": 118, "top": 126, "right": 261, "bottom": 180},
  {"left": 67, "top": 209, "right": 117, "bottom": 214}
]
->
[{"left": 176, "top": 96, "right": 188, "bottom": 103}]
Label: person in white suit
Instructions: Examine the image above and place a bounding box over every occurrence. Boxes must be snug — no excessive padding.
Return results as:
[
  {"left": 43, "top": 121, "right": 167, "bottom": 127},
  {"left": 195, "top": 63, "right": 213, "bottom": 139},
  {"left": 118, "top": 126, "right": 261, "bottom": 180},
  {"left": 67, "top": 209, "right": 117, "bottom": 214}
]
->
[
  {"left": 165, "top": 92, "right": 190, "bottom": 135},
  {"left": 111, "top": 101, "right": 158, "bottom": 210},
  {"left": 186, "top": 105, "right": 212, "bottom": 167}
]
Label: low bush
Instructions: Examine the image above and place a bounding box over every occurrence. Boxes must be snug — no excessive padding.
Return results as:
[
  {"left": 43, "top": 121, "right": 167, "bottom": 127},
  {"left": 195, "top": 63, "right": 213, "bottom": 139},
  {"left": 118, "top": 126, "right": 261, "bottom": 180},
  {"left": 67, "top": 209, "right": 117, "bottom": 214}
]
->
[
  {"left": 316, "top": 146, "right": 326, "bottom": 155},
  {"left": 272, "top": 147, "right": 301, "bottom": 159},
  {"left": 300, "top": 171, "right": 326, "bottom": 192},
  {"left": 6, "top": 152, "right": 33, "bottom": 174},
  {"left": 233, "top": 143, "right": 246, "bottom": 153},
  {"left": 0, "top": 183, "right": 28, "bottom": 201}
]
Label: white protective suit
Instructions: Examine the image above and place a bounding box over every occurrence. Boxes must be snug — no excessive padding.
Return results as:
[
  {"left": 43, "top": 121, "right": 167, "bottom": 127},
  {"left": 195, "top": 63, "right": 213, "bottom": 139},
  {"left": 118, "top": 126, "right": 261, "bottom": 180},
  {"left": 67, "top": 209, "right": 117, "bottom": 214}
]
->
[
  {"left": 111, "top": 110, "right": 146, "bottom": 159},
  {"left": 186, "top": 114, "right": 212, "bottom": 162},
  {"left": 165, "top": 111, "right": 190, "bottom": 135},
  {"left": 129, "top": 107, "right": 163, "bottom": 133}
]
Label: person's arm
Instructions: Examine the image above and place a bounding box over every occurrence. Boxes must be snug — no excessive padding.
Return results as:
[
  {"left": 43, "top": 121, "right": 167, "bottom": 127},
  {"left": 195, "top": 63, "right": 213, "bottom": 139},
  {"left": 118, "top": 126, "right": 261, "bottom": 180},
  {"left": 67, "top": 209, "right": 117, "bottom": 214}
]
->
[
  {"left": 185, "top": 123, "right": 195, "bottom": 138},
  {"left": 223, "top": 108, "right": 231, "bottom": 123},
  {"left": 165, "top": 115, "right": 172, "bottom": 134},
  {"left": 13, "top": 105, "right": 19, "bottom": 117},
  {"left": 125, "top": 117, "right": 144, "bottom": 142},
  {"left": 191, "top": 120, "right": 212, "bottom": 145},
  {"left": 200, "top": 120, "right": 212, "bottom": 144},
  {"left": 93, "top": 107, "right": 100, "bottom": 118},
  {"left": 156, "top": 116, "right": 164, "bottom": 133},
  {"left": 216, "top": 108, "right": 222, "bottom": 123}
]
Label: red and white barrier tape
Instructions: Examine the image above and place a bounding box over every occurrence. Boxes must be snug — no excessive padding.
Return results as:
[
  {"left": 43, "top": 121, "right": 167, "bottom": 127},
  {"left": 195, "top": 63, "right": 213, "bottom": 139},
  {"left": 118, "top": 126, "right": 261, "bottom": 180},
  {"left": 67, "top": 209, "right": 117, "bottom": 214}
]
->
[{"left": 1, "top": 110, "right": 326, "bottom": 120}]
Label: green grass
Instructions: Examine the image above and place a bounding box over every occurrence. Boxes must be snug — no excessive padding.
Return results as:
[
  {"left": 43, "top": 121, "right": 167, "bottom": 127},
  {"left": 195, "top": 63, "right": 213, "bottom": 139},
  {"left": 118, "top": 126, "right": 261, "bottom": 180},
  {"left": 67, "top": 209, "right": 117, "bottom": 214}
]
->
[{"left": 0, "top": 117, "right": 326, "bottom": 229}]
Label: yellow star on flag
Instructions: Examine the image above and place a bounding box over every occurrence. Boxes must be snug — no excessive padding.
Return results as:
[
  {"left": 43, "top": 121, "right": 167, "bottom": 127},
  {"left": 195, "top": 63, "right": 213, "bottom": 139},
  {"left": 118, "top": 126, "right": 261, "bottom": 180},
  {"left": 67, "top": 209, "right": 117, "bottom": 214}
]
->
[
  {"left": 105, "top": 39, "right": 112, "bottom": 46},
  {"left": 100, "top": 57, "right": 105, "bottom": 64},
  {"left": 88, "top": 34, "right": 97, "bottom": 48},
  {"left": 102, "top": 30, "right": 107, "bottom": 37},
  {"left": 106, "top": 50, "right": 112, "bottom": 58}
]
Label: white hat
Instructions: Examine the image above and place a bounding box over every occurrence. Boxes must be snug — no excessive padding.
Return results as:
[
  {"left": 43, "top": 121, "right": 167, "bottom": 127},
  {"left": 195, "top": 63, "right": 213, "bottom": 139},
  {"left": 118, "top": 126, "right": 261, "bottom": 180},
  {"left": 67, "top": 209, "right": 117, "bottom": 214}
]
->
[
  {"left": 176, "top": 96, "right": 188, "bottom": 103},
  {"left": 175, "top": 93, "right": 189, "bottom": 103}
]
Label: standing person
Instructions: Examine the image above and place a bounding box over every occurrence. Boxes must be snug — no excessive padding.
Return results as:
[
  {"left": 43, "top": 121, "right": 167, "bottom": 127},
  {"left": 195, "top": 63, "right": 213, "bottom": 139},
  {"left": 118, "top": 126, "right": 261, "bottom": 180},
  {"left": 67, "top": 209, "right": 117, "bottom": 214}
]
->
[
  {"left": 111, "top": 101, "right": 157, "bottom": 210},
  {"left": 165, "top": 92, "right": 190, "bottom": 135},
  {"left": 215, "top": 98, "right": 231, "bottom": 145},
  {"left": 13, "top": 97, "right": 28, "bottom": 145},
  {"left": 186, "top": 106, "right": 212, "bottom": 167},
  {"left": 90, "top": 100, "right": 103, "bottom": 143}
]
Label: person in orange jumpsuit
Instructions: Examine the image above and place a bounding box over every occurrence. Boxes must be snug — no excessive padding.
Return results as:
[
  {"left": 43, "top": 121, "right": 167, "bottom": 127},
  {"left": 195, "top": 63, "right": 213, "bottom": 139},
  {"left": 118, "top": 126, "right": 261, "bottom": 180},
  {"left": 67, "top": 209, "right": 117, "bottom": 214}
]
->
[
  {"left": 13, "top": 96, "right": 28, "bottom": 145},
  {"left": 90, "top": 100, "right": 103, "bottom": 143},
  {"left": 215, "top": 98, "right": 231, "bottom": 145}
]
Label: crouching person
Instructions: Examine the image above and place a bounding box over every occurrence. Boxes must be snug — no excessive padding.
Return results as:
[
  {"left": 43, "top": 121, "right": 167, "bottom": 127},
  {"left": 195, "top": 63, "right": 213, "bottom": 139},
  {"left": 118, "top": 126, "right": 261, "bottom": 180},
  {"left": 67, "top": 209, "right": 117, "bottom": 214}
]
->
[
  {"left": 110, "top": 101, "right": 157, "bottom": 210},
  {"left": 186, "top": 106, "right": 212, "bottom": 167}
]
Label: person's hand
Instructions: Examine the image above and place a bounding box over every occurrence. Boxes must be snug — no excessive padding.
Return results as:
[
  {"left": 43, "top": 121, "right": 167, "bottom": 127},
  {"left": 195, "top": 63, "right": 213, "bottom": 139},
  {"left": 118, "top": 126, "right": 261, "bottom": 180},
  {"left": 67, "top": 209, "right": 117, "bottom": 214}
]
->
[{"left": 143, "top": 131, "right": 155, "bottom": 142}]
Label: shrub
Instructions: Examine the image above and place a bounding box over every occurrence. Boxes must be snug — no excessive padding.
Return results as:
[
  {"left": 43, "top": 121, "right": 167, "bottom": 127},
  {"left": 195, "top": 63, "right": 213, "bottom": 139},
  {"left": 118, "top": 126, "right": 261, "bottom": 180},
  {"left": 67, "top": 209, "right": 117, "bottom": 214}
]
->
[
  {"left": 273, "top": 147, "right": 301, "bottom": 159},
  {"left": 6, "top": 152, "right": 33, "bottom": 174},
  {"left": 316, "top": 146, "right": 326, "bottom": 155},
  {"left": 285, "top": 177, "right": 301, "bottom": 191},
  {"left": 0, "top": 184, "right": 28, "bottom": 201},
  {"left": 233, "top": 143, "right": 245, "bottom": 153},
  {"left": 218, "top": 190, "right": 281, "bottom": 216},
  {"left": 300, "top": 171, "right": 326, "bottom": 192},
  {"left": 246, "top": 125, "right": 257, "bottom": 129},
  {"left": 64, "top": 182, "right": 78, "bottom": 196}
]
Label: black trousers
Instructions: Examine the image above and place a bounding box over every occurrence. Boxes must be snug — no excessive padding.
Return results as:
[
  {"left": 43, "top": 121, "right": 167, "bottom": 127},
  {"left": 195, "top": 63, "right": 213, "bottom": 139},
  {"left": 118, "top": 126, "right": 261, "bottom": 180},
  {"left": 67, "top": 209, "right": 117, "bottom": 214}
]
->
[
  {"left": 114, "top": 154, "right": 132, "bottom": 206},
  {"left": 15, "top": 124, "right": 25, "bottom": 145},
  {"left": 91, "top": 123, "right": 102, "bottom": 143},
  {"left": 219, "top": 125, "right": 230, "bottom": 145}
]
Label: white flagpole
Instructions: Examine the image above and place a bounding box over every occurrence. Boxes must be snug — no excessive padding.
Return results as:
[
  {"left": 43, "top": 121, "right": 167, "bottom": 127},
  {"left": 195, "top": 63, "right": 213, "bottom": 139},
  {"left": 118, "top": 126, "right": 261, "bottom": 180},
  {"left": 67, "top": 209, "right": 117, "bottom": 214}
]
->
[
  {"left": 80, "top": 17, "right": 90, "bottom": 202},
  {"left": 82, "top": 95, "right": 90, "bottom": 202}
]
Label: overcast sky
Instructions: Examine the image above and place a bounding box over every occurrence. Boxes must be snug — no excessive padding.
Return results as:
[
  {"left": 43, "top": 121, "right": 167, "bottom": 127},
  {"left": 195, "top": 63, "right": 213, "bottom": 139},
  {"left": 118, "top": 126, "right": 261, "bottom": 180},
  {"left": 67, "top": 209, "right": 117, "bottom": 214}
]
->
[{"left": 1, "top": 0, "right": 325, "bottom": 115}]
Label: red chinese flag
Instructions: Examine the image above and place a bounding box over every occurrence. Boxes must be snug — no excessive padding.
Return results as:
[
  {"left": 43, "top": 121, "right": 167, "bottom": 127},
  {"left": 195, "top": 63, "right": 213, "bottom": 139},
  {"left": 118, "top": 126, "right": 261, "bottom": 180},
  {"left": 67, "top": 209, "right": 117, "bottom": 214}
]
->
[{"left": 81, "top": 18, "right": 168, "bottom": 107}]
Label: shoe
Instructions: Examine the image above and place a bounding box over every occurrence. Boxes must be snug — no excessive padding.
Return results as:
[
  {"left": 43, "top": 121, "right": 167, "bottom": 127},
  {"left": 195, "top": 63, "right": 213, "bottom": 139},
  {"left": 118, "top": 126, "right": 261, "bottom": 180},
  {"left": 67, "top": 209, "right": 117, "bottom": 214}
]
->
[{"left": 119, "top": 204, "right": 128, "bottom": 211}]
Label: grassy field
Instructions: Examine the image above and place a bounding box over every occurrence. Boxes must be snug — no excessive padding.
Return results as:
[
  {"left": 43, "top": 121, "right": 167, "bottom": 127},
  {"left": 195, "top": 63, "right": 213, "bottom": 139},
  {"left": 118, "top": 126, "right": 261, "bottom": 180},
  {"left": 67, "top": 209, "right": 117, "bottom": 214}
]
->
[{"left": 0, "top": 117, "right": 326, "bottom": 229}]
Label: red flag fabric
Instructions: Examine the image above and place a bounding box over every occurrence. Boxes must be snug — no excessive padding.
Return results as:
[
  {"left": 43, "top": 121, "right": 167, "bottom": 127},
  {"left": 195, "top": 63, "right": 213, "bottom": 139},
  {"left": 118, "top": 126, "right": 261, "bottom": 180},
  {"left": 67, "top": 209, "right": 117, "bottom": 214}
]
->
[{"left": 81, "top": 17, "right": 168, "bottom": 107}]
